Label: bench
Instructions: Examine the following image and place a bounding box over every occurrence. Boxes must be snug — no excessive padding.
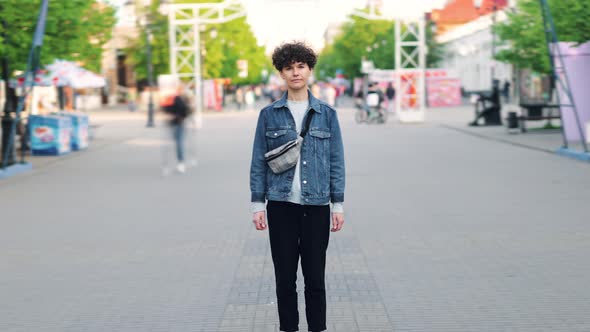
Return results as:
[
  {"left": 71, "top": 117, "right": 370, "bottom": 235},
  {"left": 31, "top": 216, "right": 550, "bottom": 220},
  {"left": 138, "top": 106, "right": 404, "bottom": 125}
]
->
[{"left": 517, "top": 103, "right": 561, "bottom": 132}]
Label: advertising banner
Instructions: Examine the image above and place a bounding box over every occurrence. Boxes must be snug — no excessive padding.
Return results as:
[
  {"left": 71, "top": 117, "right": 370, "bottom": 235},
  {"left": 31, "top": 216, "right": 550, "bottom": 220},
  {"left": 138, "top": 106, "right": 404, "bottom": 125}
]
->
[
  {"left": 426, "top": 77, "right": 462, "bottom": 107},
  {"left": 359, "top": 69, "right": 459, "bottom": 107},
  {"left": 203, "top": 79, "right": 224, "bottom": 111},
  {"left": 29, "top": 115, "right": 72, "bottom": 155}
]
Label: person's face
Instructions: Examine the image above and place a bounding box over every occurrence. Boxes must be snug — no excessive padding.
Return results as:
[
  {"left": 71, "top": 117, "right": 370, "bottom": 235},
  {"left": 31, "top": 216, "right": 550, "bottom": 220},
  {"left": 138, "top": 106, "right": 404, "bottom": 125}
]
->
[{"left": 280, "top": 61, "right": 312, "bottom": 91}]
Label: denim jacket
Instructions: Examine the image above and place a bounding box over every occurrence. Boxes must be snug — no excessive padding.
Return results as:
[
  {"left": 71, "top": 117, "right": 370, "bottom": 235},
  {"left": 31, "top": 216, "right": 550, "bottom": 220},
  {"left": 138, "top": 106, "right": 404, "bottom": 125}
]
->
[{"left": 250, "top": 91, "right": 345, "bottom": 205}]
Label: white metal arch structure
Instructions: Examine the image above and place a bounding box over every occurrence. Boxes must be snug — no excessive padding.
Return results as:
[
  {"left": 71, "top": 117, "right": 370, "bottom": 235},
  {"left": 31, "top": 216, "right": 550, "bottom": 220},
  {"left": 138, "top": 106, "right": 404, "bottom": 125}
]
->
[
  {"left": 395, "top": 19, "right": 426, "bottom": 123},
  {"left": 168, "top": 1, "right": 245, "bottom": 126},
  {"left": 352, "top": 2, "right": 427, "bottom": 123}
]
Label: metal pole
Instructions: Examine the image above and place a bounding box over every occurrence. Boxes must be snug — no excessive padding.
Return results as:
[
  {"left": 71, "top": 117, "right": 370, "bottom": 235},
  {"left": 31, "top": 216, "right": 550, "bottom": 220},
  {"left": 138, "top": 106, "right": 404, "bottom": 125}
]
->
[
  {"left": 1, "top": 14, "right": 16, "bottom": 167},
  {"left": 419, "top": 18, "right": 426, "bottom": 112},
  {"left": 491, "top": 0, "right": 497, "bottom": 89},
  {"left": 539, "top": 2, "right": 567, "bottom": 149},
  {"left": 193, "top": 18, "right": 202, "bottom": 127},
  {"left": 395, "top": 20, "right": 402, "bottom": 114},
  {"left": 168, "top": 7, "right": 176, "bottom": 79},
  {"left": 362, "top": 72, "right": 368, "bottom": 110},
  {"left": 2, "top": 0, "right": 49, "bottom": 168},
  {"left": 146, "top": 25, "right": 155, "bottom": 127}
]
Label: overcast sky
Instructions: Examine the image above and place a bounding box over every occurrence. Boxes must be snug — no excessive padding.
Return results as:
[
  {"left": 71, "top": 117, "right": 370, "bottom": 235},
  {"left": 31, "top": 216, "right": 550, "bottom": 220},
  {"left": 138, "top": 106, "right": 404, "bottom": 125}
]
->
[
  {"left": 242, "top": 0, "right": 446, "bottom": 52},
  {"left": 108, "top": 0, "right": 447, "bottom": 51}
]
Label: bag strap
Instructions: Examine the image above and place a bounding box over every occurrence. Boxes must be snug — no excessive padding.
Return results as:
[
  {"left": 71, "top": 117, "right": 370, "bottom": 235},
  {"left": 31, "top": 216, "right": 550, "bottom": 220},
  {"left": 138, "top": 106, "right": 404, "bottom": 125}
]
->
[{"left": 299, "top": 110, "right": 315, "bottom": 138}]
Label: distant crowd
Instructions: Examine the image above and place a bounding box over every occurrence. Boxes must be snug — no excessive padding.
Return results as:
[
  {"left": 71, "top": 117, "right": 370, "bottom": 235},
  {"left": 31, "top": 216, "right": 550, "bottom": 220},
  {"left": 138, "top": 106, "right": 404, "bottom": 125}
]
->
[{"left": 223, "top": 81, "right": 349, "bottom": 111}]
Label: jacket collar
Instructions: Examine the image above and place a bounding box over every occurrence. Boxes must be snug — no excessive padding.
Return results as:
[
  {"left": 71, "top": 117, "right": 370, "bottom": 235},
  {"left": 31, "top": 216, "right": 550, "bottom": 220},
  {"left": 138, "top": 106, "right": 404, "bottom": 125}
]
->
[{"left": 273, "top": 88, "right": 322, "bottom": 113}]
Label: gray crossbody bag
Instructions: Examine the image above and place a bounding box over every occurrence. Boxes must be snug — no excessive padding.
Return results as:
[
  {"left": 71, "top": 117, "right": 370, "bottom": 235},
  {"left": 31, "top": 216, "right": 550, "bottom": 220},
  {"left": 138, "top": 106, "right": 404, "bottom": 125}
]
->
[{"left": 264, "top": 111, "right": 315, "bottom": 174}]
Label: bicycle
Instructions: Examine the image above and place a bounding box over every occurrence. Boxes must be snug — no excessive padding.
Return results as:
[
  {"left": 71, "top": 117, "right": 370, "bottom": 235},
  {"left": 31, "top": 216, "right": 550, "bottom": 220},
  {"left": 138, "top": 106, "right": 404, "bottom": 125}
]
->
[{"left": 355, "top": 103, "right": 387, "bottom": 124}]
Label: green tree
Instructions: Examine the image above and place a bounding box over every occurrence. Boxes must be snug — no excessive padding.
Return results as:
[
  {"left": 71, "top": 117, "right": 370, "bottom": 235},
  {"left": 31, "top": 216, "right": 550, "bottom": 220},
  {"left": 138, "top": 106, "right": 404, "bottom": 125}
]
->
[
  {"left": 426, "top": 20, "right": 444, "bottom": 68},
  {"left": 316, "top": 10, "right": 443, "bottom": 81},
  {"left": 127, "top": 0, "right": 270, "bottom": 84},
  {"left": 0, "top": 0, "right": 116, "bottom": 73},
  {"left": 495, "top": 0, "right": 590, "bottom": 74},
  {"left": 211, "top": 18, "right": 272, "bottom": 84},
  {"left": 123, "top": 0, "right": 170, "bottom": 82},
  {"left": 317, "top": 14, "right": 394, "bottom": 80}
]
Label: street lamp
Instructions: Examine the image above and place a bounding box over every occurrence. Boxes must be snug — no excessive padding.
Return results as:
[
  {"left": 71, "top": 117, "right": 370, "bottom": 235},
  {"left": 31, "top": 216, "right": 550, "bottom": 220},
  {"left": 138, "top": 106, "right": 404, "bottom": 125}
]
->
[
  {"left": 198, "top": 26, "right": 217, "bottom": 112},
  {"left": 140, "top": 18, "right": 155, "bottom": 127},
  {"left": 136, "top": 0, "right": 169, "bottom": 128},
  {"left": 138, "top": 4, "right": 154, "bottom": 127}
]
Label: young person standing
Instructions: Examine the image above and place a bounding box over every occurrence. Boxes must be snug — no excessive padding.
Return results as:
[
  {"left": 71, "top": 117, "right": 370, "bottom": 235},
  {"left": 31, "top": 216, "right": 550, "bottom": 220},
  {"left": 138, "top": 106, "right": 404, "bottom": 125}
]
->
[{"left": 249, "top": 42, "right": 345, "bottom": 332}]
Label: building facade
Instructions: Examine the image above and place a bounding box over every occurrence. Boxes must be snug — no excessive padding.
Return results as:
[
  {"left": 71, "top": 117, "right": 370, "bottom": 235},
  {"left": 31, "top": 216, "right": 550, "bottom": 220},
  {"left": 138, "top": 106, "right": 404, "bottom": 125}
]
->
[
  {"left": 436, "top": 8, "right": 513, "bottom": 93},
  {"left": 100, "top": 1, "right": 140, "bottom": 104},
  {"left": 430, "top": 0, "right": 509, "bottom": 36}
]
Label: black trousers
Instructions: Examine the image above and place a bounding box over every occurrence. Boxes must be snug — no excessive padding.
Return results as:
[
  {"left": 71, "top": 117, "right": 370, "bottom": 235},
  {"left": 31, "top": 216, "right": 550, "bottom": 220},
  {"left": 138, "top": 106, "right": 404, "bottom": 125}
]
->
[{"left": 266, "top": 201, "right": 331, "bottom": 332}]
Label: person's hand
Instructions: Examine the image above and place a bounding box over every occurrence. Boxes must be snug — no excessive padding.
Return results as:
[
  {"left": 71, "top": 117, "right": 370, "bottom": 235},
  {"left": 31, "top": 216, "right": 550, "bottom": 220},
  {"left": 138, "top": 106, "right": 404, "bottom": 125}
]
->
[
  {"left": 252, "top": 211, "right": 267, "bottom": 231},
  {"left": 331, "top": 212, "right": 344, "bottom": 232}
]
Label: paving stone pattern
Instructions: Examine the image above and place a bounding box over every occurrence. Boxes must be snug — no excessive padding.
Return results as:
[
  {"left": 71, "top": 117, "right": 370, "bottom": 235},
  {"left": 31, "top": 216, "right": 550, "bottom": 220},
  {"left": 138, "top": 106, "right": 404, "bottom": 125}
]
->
[{"left": 1, "top": 106, "right": 589, "bottom": 331}]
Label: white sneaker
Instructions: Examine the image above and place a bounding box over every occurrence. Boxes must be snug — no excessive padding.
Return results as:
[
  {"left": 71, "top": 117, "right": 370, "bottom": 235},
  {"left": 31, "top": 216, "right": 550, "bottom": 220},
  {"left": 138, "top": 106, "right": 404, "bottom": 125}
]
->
[{"left": 176, "top": 163, "right": 186, "bottom": 173}]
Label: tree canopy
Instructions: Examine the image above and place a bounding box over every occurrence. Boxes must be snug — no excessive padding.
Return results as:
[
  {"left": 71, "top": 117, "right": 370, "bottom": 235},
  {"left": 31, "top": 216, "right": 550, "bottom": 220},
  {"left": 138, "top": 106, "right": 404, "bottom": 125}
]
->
[
  {"left": 495, "top": 0, "right": 590, "bottom": 74},
  {"left": 126, "top": 0, "right": 271, "bottom": 85},
  {"left": 0, "top": 0, "right": 116, "bottom": 74},
  {"left": 316, "top": 10, "right": 443, "bottom": 81}
]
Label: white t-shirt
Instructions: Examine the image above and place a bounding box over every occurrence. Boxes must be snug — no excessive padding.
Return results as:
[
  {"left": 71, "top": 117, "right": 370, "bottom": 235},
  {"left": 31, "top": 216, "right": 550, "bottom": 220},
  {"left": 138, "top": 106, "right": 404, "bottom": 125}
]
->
[{"left": 286, "top": 99, "right": 308, "bottom": 205}]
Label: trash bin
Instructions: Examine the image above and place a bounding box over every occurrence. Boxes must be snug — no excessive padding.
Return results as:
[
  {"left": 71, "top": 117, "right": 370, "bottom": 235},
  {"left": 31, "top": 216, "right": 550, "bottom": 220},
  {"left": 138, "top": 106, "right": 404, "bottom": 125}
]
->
[
  {"left": 28, "top": 115, "right": 72, "bottom": 155},
  {"left": 507, "top": 111, "right": 519, "bottom": 129}
]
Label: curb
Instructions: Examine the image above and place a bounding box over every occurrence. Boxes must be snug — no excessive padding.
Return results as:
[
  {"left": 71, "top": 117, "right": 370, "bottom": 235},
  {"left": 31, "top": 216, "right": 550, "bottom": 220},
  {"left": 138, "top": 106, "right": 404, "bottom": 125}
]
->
[{"left": 0, "top": 162, "right": 33, "bottom": 179}]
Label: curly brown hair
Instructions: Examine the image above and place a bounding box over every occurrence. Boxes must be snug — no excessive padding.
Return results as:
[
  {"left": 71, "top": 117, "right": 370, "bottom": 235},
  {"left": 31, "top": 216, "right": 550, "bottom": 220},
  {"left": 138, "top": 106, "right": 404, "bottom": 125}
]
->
[{"left": 271, "top": 41, "right": 317, "bottom": 72}]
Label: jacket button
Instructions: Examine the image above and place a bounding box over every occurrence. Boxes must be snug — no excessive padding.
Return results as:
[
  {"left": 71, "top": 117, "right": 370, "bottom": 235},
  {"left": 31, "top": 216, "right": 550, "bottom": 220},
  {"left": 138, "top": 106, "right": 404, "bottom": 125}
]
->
[
  {"left": 303, "top": 161, "right": 307, "bottom": 165},
  {"left": 303, "top": 180, "right": 307, "bottom": 184}
]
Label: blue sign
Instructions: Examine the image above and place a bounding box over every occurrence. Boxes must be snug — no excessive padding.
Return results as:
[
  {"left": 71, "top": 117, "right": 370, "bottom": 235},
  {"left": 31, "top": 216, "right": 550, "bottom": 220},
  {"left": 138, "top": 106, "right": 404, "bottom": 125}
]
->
[{"left": 29, "top": 115, "right": 72, "bottom": 156}]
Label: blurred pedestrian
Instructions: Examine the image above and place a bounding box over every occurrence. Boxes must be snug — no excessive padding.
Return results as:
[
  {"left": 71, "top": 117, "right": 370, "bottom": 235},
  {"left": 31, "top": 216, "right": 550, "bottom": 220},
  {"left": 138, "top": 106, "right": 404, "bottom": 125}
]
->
[
  {"left": 311, "top": 83, "right": 321, "bottom": 100},
  {"left": 127, "top": 87, "right": 137, "bottom": 112},
  {"left": 254, "top": 85, "right": 262, "bottom": 100},
  {"left": 364, "top": 82, "right": 386, "bottom": 122},
  {"left": 324, "top": 83, "right": 336, "bottom": 107},
  {"left": 469, "top": 79, "right": 502, "bottom": 126},
  {"left": 250, "top": 41, "right": 345, "bottom": 332},
  {"left": 161, "top": 85, "right": 191, "bottom": 174},
  {"left": 245, "top": 87, "right": 255, "bottom": 111},
  {"left": 503, "top": 79, "right": 511, "bottom": 104},
  {"left": 235, "top": 86, "right": 244, "bottom": 110},
  {"left": 386, "top": 82, "right": 396, "bottom": 113},
  {"left": 271, "top": 85, "right": 283, "bottom": 103}
]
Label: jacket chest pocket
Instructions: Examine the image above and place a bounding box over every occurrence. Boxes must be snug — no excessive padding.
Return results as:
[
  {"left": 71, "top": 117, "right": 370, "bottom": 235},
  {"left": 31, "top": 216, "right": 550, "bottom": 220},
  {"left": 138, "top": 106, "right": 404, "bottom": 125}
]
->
[
  {"left": 307, "top": 129, "right": 331, "bottom": 193},
  {"left": 308, "top": 129, "right": 331, "bottom": 155},
  {"left": 265, "top": 129, "right": 289, "bottom": 150}
]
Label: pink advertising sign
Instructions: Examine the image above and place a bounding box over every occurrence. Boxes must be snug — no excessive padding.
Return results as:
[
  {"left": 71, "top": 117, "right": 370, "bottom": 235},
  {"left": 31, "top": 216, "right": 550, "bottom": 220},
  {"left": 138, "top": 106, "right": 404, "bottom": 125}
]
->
[
  {"left": 556, "top": 41, "right": 590, "bottom": 143},
  {"left": 426, "top": 77, "right": 462, "bottom": 107}
]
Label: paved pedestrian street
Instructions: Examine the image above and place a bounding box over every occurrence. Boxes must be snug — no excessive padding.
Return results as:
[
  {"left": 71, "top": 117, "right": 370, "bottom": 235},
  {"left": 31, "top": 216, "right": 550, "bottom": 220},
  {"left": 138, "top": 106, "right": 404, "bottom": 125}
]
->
[{"left": 1, "top": 105, "right": 589, "bottom": 332}]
